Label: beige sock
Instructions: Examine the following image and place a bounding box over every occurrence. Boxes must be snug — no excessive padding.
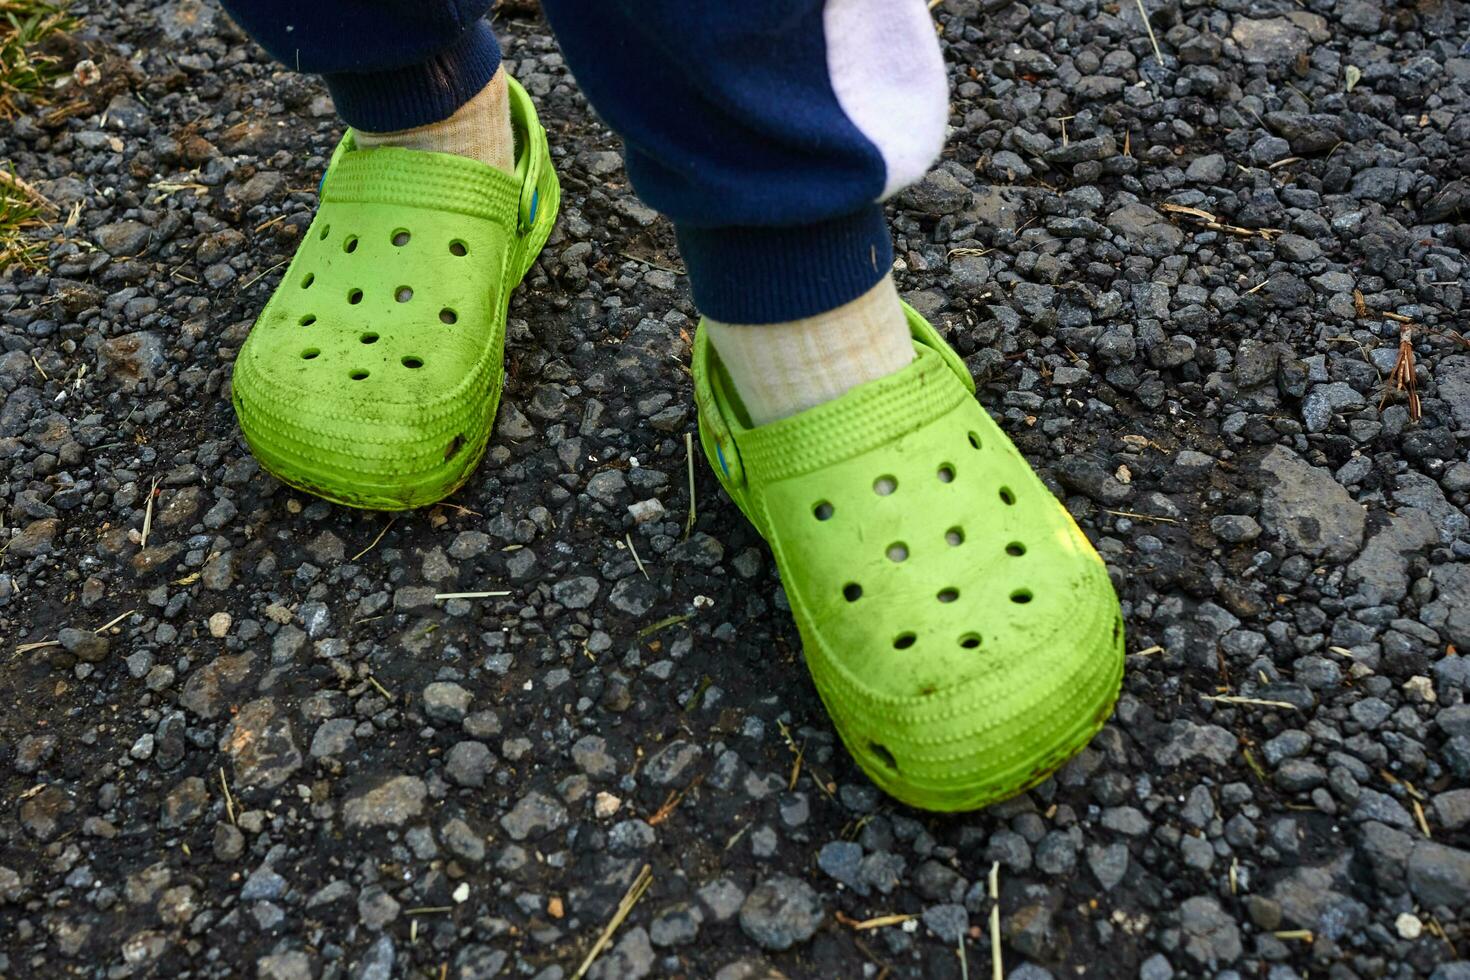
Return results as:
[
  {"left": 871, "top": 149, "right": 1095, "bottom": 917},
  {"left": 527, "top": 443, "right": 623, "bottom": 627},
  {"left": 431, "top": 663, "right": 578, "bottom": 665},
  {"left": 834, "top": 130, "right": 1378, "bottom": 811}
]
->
[
  {"left": 706, "top": 274, "right": 915, "bottom": 427},
  {"left": 355, "top": 66, "right": 516, "bottom": 174}
]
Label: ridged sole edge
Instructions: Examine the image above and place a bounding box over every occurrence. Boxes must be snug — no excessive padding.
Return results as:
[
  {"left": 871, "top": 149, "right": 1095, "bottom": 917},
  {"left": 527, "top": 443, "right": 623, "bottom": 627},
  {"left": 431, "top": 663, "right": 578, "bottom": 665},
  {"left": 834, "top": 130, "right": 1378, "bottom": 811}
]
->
[{"left": 837, "top": 637, "right": 1126, "bottom": 812}]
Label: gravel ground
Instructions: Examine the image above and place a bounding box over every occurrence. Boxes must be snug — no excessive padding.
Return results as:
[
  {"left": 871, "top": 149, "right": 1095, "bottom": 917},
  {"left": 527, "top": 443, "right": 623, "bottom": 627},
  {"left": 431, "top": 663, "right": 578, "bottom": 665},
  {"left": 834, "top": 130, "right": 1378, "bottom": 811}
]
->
[{"left": 3, "top": 0, "right": 1470, "bottom": 977}]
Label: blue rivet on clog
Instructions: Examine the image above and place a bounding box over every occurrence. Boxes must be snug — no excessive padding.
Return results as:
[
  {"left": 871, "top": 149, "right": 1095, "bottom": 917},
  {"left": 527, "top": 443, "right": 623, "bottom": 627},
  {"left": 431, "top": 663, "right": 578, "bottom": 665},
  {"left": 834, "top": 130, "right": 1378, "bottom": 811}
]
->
[
  {"left": 529, "top": 188, "right": 538, "bottom": 225},
  {"left": 317, "top": 171, "right": 326, "bottom": 196},
  {"left": 716, "top": 443, "right": 729, "bottom": 477}
]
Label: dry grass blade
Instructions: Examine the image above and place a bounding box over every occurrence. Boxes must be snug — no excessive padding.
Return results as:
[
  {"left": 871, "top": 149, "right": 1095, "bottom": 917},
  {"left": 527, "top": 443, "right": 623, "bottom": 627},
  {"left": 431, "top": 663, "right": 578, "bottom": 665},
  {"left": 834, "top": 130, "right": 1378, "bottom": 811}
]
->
[
  {"left": 1413, "top": 797, "right": 1431, "bottom": 838},
  {"left": 1381, "top": 323, "right": 1421, "bottom": 422},
  {"left": 1202, "top": 694, "right": 1297, "bottom": 709},
  {"left": 835, "top": 911, "right": 917, "bottom": 931},
  {"left": 93, "top": 608, "right": 135, "bottom": 633},
  {"left": 646, "top": 776, "right": 700, "bottom": 827},
  {"left": 240, "top": 258, "right": 289, "bottom": 291},
  {"left": 432, "top": 591, "right": 510, "bottom": 600},
  {"left": 219, "top": 767, "right": 236, "bottom": 825},
  {"left": 683, "top": 432, "right": 696, "bottom": 540},
  {"left": 1158, "top": 202, "right": 1282, "bottom": 240},
  {"left": 646, "top": 790, "right": 681, "bottom": 826},
  {"left": 625, "top": 533, "right": 649, "bottom": 580},
  {"left": 1102, "top": 509, "right": 1180, "bottom": 524},
  {"left": 351, "top": 517, "right": 397, "bottom": 561},
  {"left": 15, "top": 607, "right": 136, "bottom": 656},
  {"left": 636, "top": 613, "right": 690, "bottom": 639},
  {"left": 1159, "top": 203, "right": 1216, "bottom": 222},
  {"left": 777, "top": 720, "right": 805, "bottom": 791},
  {"left": 140, "top": 476, "right": 160, "bottom": 549},
  {"left": 1133, "top": 0, "right": 1163, "bottom": 65},
  {"left": 573, "top": 863, "right": 653, "bottom": 980}
]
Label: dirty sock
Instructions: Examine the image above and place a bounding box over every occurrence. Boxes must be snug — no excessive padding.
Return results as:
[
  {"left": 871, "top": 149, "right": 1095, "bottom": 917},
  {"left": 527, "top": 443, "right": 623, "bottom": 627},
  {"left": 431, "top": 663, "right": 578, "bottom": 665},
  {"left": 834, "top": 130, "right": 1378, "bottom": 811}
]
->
[
  {"left": 354, "top": 66, "right": 515, "bottom": 174},
  {"left": 705, "top": 273, "right": 915, "bottom": 427}
]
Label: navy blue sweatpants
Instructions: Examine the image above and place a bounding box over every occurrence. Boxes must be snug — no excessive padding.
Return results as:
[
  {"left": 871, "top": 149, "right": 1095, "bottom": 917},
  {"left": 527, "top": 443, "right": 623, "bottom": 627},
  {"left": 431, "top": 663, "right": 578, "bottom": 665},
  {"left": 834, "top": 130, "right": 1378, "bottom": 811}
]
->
[{"left": 218, "top": 0, "right": 948, "bottom": 323}]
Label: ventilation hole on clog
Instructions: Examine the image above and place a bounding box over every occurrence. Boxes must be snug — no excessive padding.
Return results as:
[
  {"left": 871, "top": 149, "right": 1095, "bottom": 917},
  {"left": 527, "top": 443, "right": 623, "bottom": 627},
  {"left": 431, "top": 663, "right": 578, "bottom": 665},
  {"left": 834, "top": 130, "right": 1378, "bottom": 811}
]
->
[
  {"left": 893, "top": 632, "right": 916, "bottom": 650},
  {"left": 392, "top": 229, "right": 410, "bottom": 246},
  {"left": 1010, "top": 588, "right": 1033, "bottom": 604},
  {"left": 869, "top": 742, "right": 898, "bottom": 770},
  {"left": 968, "top": 431, "right": 982, "bottom": 449},
  {"left": 401, "top": 355, "right": 424, "bottom": 369},
  {"left": 445, "top": 434, "right": 465, "bottom": 461},
  {"left": 959, "top": 633, "right": 982, "bottom": 649},
  {"left": 873, "top": 475, "right": 897, "bottom": 496},
  {"left": 1113, "top": 617, "right": 1122, "bottom": 644},
  {"left": 999, "top": 486, "right": 1016, "bottom": 505},
  {"left": 301, "top": 348, "right": 319, "bottom": 360},
  {"left": 1006, "top": 541, "right": 1027, "bottom": 556},
  {"left": 347, "top": 288, "right": 363, "bottom": 305},
  {"left": 343, "top": 235, "right": 359, "bottom": 253},
  {"left": 449, "top": 240, "right": 468, "bottom": 257},
  {"left": 349, "top": 369, "right": 369, "bottom": 381},
  {"left": 395, "top": 285, "right": 413, "bottom": 303},
  {"left": 813, "top": 501, "right": 834, "bottom": 521},
  {"left": 886, "top": 542, "right": 908, "bottom": 563},
  {"left": 937, "top": 587, "right": 959, "bottom": 603},
  {"left": 937, "top": 464, "right": 955, "bottom": 483},
  {"left": 946, "top": 527, "right": 964, "bottom": 547},
  {"left": 299, "top": 314, "right": 316, "bottom": 326},
  {"left": 360, "top": 332, "right": 378, "bottom": 345},
  {"left": 842, "top": 583, "right": 862, "bottom": 602},
  {"left": 318, "top": 225, "right": 330, "bottom": 241},
  {"left": 440, "top": 308, "right": 458, "bottom": 325},
  {"left": 300, "top": 273, "right": 314, "bottom": 289}
]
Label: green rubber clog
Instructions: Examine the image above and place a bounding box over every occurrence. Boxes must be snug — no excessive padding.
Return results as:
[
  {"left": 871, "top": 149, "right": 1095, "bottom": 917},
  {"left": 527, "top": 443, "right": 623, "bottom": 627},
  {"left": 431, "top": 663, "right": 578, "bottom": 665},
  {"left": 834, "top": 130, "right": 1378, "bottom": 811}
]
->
[
  {"left": 231, "top": 76, "right": 559, "bottom": 510},
  {"left": 693, "top": 305, "right": 1125, "bottom": 811}
]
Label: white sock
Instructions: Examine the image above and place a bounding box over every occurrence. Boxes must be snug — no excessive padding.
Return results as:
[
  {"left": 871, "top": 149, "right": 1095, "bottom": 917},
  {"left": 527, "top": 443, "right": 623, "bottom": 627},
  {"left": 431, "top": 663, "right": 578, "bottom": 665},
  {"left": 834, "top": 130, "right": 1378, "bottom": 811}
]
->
[
  {"left": 705, "top": 274, "right": 914, "bottom": 426},
  {"left": 355, "top": 66, "right": 516, "bottom": 175}
]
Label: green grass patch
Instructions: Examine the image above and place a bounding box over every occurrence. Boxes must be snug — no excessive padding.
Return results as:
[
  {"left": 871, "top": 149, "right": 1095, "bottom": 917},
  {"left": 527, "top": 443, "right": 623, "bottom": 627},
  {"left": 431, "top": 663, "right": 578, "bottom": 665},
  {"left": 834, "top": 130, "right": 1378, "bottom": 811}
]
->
[
  {"left": 1, "top": 1, "right": 73, "bottom": 270},
  {"left": 1, "top": 0, "right": 77, "bottom": 117},
  {"left": 1, "top": 168, "right": 51, "bottom": 271}
]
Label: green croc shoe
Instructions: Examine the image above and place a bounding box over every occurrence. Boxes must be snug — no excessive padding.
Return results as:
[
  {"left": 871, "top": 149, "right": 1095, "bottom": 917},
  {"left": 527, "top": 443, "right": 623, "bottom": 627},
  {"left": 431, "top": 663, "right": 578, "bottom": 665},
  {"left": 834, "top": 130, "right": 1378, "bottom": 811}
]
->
[
  {"left": 231, "top": 76, "right": 560, "bottom": 510},
  {"left": 693, "top": 305, "right": 1125, "bottom": 811}
]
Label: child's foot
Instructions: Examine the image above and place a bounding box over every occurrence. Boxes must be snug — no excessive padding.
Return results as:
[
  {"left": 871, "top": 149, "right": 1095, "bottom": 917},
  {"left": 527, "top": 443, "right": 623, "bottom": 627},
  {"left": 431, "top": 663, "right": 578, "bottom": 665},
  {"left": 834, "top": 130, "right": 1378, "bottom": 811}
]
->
[
  {"left": 231, "top": 75, "right": 558, "bottom": 510},
  {"left": 694, "top": 303, "right": 1125, "bottom": 812}
]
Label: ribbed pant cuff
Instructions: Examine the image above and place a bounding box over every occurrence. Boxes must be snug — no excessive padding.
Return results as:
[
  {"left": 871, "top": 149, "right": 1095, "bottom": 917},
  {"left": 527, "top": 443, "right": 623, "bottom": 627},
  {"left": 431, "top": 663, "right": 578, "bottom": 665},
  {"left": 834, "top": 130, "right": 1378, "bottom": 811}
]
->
[
  {"left": 675, "top": 204, "right": 894, "bottom": 324},
  {"left": 322, "top": 20, "right": 501, "bottom": 132}
]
